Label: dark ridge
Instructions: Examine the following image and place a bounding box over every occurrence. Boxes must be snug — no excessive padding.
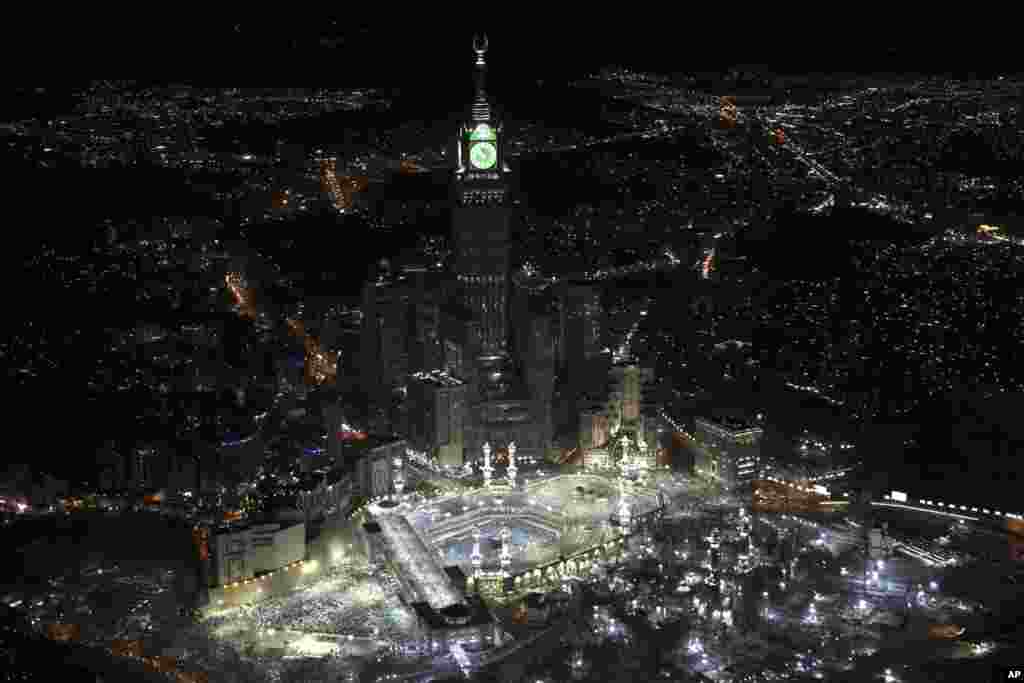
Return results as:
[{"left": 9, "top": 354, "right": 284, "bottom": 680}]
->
[{"left": 739, "top": 207, "right": 941, "bottom": 280}]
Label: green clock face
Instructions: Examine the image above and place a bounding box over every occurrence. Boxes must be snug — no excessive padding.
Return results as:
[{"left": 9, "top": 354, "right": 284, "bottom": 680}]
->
[
  {"left": 469, "top": 141, "right": 497, "bottom": 169},
  {"left": 469, "top": 123, "right": 496, "bottom": 141}
]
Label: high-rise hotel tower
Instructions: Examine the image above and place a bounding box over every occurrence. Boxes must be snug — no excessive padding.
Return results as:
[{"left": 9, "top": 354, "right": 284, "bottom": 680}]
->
[
  {"left": 453, "top": 34, "right": 513, "bottom": 369},
  {"left": 451, "top": 35, "right": 552, "bottom": 461}
]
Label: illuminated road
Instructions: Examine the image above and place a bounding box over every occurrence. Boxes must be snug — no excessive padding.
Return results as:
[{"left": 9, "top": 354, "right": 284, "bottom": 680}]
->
[
  {"left": 517, "top": 120, "right": 691, "bottom": 157},
  {"left": 512, "top": 88, "right": 933, "bottom": 289},
  {"left": 224, "top": 272, "right": 337, "bottom": 385},
  {"left": 757, "top": 474, "right": 1024, "bottom": 539},
  {"left": 637, "top": 92, "right": 924, "bottom": 224},
  {"left": 716, "top": 96, "right": 921, "bottom": 223},
  {"left": 517, "top": 249, "right": 684, "bottom": 292},
  {"left": 318, "top": 158, "right": 369, "bottom": 214},
  {"left": 224, "top": 272, "right": 259, "bottom": 321}
]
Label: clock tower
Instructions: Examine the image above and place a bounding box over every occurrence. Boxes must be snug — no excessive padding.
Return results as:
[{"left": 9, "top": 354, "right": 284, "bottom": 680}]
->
[
  {"left": 453, "top": 34, "right": 513, "bottom": 367},
  {"left": 446, "top": 36, "right": 553, "bottom": 463}
]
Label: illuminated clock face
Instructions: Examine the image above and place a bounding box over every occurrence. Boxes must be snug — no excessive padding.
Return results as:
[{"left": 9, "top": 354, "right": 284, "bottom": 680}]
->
[{"left": 469, "top": 141, "right": 497, "bottom": 169}]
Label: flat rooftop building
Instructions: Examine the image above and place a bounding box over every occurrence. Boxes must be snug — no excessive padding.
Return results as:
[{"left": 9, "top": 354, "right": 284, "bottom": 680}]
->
[
  {"left": 408, "top": 370, "right": 467, "bottom": 467},
  {"left": 339, "top": 435, "right": 407, "bottom": 499},
  {"left": 694, "top": 416, "right": 764, "bottom": 489}
]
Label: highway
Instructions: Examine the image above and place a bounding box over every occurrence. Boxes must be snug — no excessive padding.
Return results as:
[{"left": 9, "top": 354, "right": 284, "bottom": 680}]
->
[
  {"left": 512, "top": 119, "right": 692, "bottom": 158},
  {"left": 552, "top": 250, "right": 683, "bottom": 287},
  {"left": 516, "top": 250, "right": 684, "bottom": 292}
]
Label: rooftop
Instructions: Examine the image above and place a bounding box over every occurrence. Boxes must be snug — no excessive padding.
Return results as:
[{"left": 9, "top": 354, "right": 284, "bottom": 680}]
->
[
  {"left": 212, "top": 517, "right": 304, "bottom": 536},
  {"left": 713, "top": 339, "right": 752, "bottom": 351},
  {"left": 340, "top": 434, "right": 405, "bottom": 454},
  {"left": 409, "top": 594, "right": 493, "bottom": 632},
  {"left": 411, "top": 369, "right": 465, "bottom": 388},
  {"left": 369, "top": 269, "right": 448, "bottom": 298},
  {"left": 697, "top": 414, "right": 763, "bottom": 435}
]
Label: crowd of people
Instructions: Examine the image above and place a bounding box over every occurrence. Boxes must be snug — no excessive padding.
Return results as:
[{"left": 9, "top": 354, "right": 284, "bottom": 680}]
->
[{"left": 199, "top": 565, "right": 416, "bottom": 643}]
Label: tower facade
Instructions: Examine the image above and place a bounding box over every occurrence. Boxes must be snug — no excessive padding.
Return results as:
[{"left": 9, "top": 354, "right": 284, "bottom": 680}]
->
[
  {"left": 442, "top": 36, "right": 555, "bottom": 463},
  {"left": 608, "top": 362, "right": 653, "bottom": 433},
  {"left": 556, "top": 282, "right": 605, "bottom": 435},
  {"left": 359, "top": 269, "right": 446, "bottom": 417},
  {"left": 453, "top": 34, "right": 512, "bottom": 363},
  {"left": 560, "top": 284, "right": 602, "bottom": 369},
  {"left": 693, "top": 416, "right": 763, "bottom": 489},
  {"left": 408, "top": 369, "right": 467, "bottom": 467}
]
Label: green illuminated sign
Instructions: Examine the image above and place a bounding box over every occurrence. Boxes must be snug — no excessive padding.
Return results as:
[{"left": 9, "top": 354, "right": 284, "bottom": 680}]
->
[{"left": 469, "top": 123, "right": 496, "bottom": 141}]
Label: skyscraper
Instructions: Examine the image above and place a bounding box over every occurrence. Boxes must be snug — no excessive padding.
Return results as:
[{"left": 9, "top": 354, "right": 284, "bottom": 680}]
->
[
  {"left": 560, "top": 284, "right": 602, "bottom": 369},
  {"left": 359, "top": 268, "right": 446, "bottom": 408},
  {"left": 693, "top": 416, "right": 763, "bottom": 489},
  {"left": 450, "top": 36, "right": 551, "bottom": 461},
  {"left": 607, "top": 362, "right": 653, "bottom": 433},
  {"left": 453, "top": 34, "right": 512, "bottom": 366},
  {"left": 557, "top": 282, "right": 605, "bottom": 433},
  {"left": 408, "top": 370, "right": 467, "bottom": 467}
]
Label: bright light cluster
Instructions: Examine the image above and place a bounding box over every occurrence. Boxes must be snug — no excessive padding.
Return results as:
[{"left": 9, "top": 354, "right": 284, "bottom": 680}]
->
[
  {"left": 372, "top": 508, "right": 463, "bottom": 610},
  {"left": 221, "top": 559, "right": 307, "bottom": 591}
]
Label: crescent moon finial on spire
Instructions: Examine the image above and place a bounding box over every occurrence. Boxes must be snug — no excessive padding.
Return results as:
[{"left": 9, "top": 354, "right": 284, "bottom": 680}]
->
[{"left": 473, "top": 33, "right": 488, "bottom": 65}]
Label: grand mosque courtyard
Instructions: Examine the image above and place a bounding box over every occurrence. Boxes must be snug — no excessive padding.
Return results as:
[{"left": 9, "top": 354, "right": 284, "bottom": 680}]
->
[
  {"left": 159, "top": 457, "right": 1019, "bottom": 683},
  {"left": 171, "top": 461, "right": 696, "bottom": 681},
  {"left": 404, "top": 471, "right": 677, "bottom": 578}
]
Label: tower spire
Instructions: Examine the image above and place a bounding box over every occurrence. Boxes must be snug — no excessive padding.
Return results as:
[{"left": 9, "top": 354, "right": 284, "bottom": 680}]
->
[
  {"left": 473, "top": 33, "right": 488, "bottom": 67},
  {"left": 471, "top": 34, "right": 491, "bottom": 122}
]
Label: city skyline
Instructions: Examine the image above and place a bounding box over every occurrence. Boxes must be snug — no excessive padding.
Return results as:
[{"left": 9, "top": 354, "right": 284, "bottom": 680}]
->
[{"left": 2, "top": 26, "right": 1023, "bottom": 683}]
